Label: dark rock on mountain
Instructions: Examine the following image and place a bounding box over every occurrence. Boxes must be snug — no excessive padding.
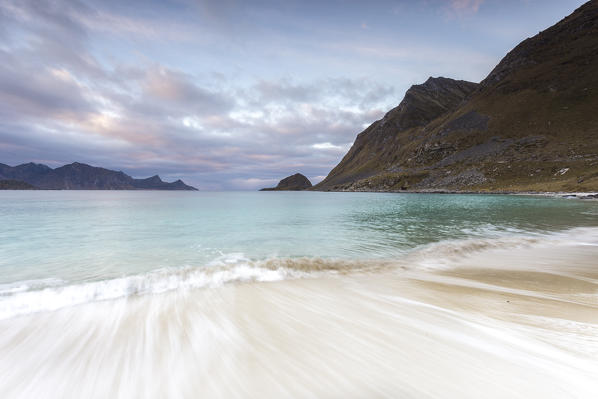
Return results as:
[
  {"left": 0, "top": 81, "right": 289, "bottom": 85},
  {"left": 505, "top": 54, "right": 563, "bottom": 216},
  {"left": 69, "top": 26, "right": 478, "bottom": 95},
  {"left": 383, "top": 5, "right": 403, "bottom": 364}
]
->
[
  {"left": 316, "top": 1, "right": 598, "bottom": 193},
  {"left": 260, "top": 173, "right": 312, "bottom": 191},
  {"left": 0, "top": 180, "right": 37, "bottom": 190},
  {"left": 381, "top": 77, "right": 479, "bottom": 132},
  {"left": 0, "top": 162, "right": 197, "bottom": 190}
]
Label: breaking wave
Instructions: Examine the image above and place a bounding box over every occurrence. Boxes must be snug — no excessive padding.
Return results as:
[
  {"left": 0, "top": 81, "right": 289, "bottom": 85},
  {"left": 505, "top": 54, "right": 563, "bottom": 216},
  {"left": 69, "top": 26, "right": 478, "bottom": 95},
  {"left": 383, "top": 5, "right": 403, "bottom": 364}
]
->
[
  {"left": 0, "top": 254, "right": 384, "bottom": 320},
  {"left": 2, "top": 227, "right": 598, "bottom": 319}
]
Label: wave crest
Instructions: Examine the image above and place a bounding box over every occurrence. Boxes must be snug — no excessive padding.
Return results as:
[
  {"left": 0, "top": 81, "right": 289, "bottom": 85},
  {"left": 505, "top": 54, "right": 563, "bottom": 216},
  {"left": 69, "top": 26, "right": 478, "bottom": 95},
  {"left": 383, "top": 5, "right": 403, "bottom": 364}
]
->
[
  {"left": 0, "top": 254, "right": 382, "bottom": 320},
  {"left": 3, "top": 227, "right": 598, "bottom": 319}
]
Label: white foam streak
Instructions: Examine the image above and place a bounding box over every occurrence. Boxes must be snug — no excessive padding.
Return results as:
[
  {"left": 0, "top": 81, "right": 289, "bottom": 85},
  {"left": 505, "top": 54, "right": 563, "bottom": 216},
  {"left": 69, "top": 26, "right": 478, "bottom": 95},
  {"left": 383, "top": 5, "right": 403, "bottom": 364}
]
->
[
  {"left": 0, "top": 260, "right": 304, "bottom": 320},
  {"left": 2, "top": 227, "right": 598, "bottom": 320}
]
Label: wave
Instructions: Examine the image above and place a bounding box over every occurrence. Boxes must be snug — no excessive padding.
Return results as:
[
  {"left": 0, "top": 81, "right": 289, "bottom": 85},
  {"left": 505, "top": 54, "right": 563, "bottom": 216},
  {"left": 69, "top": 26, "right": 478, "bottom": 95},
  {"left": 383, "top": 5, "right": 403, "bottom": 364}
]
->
[
  {"left": 2, "top": 227, "right": 597, "bottom": 320},
  {"left": 0, "top": 254, "right": 383, "bottom": 320},
  {"left": 404, "top": 226, "right": 598, "bottom": 270},
  {"left": 0, "top": 277, "right": 65, "bottom": 295}
]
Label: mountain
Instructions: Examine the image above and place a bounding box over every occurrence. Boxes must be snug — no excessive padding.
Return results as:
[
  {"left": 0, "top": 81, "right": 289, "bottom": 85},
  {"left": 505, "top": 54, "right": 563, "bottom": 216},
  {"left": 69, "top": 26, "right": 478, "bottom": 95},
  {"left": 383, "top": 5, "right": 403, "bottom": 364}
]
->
[
  {"left": 0, "top": 180, "right": 37, "bottom": 190},
  {"left": 0, "top": 162, "right": 197, "bottom": 190},
  {"left": 316, "top": 1, "right": 598, "bottom": 193},
  {"left": 260, "top": 173, "right": 312, "bottom": 191},
  {"left": 317, "top": 77, "right": 479, "bottom": 188}
]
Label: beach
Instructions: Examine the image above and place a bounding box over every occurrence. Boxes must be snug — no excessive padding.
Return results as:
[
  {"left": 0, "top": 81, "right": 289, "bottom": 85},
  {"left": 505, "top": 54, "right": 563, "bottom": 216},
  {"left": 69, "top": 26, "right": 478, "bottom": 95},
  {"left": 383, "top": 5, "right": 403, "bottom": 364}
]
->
[
  {"left": 1, "top": 226, "right": 597, "bottom": 398},
  {"left": 2, "top": 0, "right": 598, "bottom": 396},
  {"left": 1, "top": 191, "right": 597, "bottom": 398}
]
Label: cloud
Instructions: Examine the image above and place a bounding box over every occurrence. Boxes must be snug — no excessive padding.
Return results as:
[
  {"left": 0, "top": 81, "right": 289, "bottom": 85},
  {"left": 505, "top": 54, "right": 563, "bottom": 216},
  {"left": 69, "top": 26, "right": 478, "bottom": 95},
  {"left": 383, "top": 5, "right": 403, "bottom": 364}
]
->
[
  {"left": 5, "top": 0, "right": 552, "bottom": 190},
  {"left": 230, "top": 177, "right": 279, "bottom": 190},
  {"left": 0, "top": 33, "right": 391, "bottom": 189},
  {"left": 312, "top": 142, "right": 352, "bottom": 152},
  {"left": 141, "top": 67, "right": 235, "bottom": 116},
  {"left": 0, "top": 60, "right": 94, "bottom": 120},
  {"left": 447, "top": 0, "right": 485, "bottom": 14}
]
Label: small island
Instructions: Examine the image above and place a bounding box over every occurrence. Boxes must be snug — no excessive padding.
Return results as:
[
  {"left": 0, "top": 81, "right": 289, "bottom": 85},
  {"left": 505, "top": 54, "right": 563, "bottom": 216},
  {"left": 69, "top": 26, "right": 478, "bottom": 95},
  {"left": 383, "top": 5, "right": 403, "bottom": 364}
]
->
[{"left": 260, "top": 173, "right": 312, "bottom": 191}]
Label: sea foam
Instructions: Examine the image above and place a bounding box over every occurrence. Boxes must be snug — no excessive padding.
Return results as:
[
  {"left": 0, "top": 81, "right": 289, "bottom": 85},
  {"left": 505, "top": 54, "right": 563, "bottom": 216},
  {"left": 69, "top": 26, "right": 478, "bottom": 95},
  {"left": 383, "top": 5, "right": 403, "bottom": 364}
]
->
[{"left": 2, "top": 227, "right": 597, "bottom": 320}]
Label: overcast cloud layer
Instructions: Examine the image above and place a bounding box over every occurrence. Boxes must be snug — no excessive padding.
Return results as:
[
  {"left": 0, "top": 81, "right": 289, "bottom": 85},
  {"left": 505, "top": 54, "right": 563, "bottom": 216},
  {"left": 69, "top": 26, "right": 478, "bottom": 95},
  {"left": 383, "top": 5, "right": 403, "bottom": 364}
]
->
[{"left": 0, "top": 0, "right": 587, "bottom": 189}]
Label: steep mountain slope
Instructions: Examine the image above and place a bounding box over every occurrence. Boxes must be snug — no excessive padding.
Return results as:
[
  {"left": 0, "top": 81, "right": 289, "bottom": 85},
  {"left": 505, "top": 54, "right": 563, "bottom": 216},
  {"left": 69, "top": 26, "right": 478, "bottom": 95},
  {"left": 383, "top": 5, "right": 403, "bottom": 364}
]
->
[
  {"left": 0, "top": 162, "right": 197, "bottom": 190},
  {"left": 317, "top": 1, "right": 598, "bottom": 192},
  {"left": 318, "top": 77, "right": 478, "bottom": 187}
]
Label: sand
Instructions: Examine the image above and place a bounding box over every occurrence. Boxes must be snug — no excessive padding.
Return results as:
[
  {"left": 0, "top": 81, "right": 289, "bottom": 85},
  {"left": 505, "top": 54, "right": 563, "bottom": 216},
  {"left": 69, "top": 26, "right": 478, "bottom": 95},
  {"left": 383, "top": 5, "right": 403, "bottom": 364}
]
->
[{"left": 0, "top": 242, "right": 597, "bottom": 398}]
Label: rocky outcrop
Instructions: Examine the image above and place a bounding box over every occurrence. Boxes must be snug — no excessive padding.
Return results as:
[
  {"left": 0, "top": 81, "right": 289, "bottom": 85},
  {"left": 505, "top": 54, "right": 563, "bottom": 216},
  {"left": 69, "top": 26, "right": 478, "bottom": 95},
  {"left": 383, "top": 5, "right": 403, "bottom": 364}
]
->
[
  {"left": 0, "top": 162, "right": 197, "bottom": 190},
  {"left": 317, "top": 1, "right": 598, "bottom": 193},
  {"left": 260, "top": 173, "right": 312, "bottom": 191}
]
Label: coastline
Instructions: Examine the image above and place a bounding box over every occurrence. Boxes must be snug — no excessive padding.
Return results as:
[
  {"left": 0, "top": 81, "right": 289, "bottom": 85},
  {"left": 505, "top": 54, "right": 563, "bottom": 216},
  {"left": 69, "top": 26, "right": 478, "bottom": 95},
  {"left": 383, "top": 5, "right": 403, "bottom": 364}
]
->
[
  {"left": 311, "top": 187, "right": 598, "bottom": 199},
  {"left": 1, "top": 191, "right": 597, "bottom": 398},
  {"left": 1, "top": 234, "right": 597, "bottom": 398},
  {"left": 1, "top": 187, "right": 597, "bottom": 199}
]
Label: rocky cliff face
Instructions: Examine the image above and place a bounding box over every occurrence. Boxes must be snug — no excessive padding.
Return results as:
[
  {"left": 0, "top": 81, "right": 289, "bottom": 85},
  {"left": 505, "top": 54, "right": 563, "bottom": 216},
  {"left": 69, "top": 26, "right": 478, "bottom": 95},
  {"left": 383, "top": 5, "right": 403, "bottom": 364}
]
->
[
  {"left": 260, "top": 173, "right": 312, "bottom": 191},
  {"left": 317, "top": 1, "right": 598, "bottom": 193},
  {"left": 0, "top": 162, "right": 197, "bottom": 190}
]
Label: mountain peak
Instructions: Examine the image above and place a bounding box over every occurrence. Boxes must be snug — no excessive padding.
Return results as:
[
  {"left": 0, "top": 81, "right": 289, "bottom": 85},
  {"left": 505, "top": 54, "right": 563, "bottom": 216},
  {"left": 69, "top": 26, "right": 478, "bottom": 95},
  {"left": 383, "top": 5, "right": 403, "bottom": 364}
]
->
[
  {"left": 62, "top": 162, "right": 93, "bottom": 170},
  {"left": 385, "top": 77, "right": 478, "bottom": 131},
  {"left": 146, "top": 175, "right": 163, "bottom": 182},
  {"left": 315, "top": 77, "right": 478, "bottom": 188}
]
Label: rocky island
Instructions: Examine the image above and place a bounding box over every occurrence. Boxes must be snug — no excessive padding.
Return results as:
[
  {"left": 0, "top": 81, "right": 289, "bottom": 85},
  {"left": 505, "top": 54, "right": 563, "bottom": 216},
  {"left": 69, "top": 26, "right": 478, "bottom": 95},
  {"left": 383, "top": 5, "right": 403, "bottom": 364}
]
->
[
  {"left": 0, "top": 162, "right": 197, "bottom": 190},
  {"left": 315, "top": 1, "right": 598, "bottom": 193},
  {"left": 260, "top": 173, "right": 312, "bottom": 191}
]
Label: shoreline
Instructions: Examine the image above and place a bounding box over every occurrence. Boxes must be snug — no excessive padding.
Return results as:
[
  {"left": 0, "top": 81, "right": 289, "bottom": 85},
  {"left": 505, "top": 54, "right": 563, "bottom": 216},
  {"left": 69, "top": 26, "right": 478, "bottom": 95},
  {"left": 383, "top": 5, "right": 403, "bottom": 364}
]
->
[
  {"left": 1, "top": 236, "right": 597, "bottom": 398},
  {"left": 311, "top": 188, "right": 598, "bottom": 199},
  {"left": 2, "top": 188, "right": 598, "bottom": 199},
  {"left": 3, "top": 226, "right": 598, "bottom": 320}
]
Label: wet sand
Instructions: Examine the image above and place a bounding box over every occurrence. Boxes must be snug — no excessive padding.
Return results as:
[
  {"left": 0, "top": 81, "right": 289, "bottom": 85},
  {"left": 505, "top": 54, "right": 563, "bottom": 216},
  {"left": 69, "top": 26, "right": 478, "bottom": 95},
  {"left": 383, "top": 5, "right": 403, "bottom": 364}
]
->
[{"left": 1, "top": 243, "right": 597, "bottom": 398}]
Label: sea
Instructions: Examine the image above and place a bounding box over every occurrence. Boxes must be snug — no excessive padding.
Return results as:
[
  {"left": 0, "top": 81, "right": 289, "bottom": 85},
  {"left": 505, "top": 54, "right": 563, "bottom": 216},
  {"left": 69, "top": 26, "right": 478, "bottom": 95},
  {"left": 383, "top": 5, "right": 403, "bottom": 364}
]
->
[{"left": 1, "top": 191, "right": 597, "bottom": 398}]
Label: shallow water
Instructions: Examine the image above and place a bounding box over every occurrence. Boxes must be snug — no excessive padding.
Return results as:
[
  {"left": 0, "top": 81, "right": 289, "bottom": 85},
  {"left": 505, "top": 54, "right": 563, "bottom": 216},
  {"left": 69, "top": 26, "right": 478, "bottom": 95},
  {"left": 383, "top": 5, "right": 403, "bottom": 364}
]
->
[
  {"left": 0, "top": 191, "right": 597, "bottom": 398},
  {"left": 1, "top": 191, "right": 597, "bottom": 292}
]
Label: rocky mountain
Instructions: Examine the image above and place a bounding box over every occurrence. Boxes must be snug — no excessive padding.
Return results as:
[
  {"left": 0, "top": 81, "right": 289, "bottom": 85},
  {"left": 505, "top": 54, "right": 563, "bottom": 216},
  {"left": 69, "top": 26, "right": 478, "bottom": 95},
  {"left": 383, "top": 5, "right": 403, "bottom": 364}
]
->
[
  {"left": 316, "top": 1, "right": 598, "bottom": 193},
  {"left": 0, "top": 162, "right": 197, "bottom": 190},
  {"left": 260, "top": 173, "right": 312, "bottom": 191},
  {"left": 0, "top": 180, "right": 37, "bottom": 190}
]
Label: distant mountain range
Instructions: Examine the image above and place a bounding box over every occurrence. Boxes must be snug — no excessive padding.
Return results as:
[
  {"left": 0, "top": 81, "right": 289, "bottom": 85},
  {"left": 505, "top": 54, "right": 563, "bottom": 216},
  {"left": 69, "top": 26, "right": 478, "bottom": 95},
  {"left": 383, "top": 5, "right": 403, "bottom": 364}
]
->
[
  {"left": 0, "top": 162, "right": 197, "bottom": 190},
  {"left": 316, "top": 1, "right": 598, "bottom": 192}
]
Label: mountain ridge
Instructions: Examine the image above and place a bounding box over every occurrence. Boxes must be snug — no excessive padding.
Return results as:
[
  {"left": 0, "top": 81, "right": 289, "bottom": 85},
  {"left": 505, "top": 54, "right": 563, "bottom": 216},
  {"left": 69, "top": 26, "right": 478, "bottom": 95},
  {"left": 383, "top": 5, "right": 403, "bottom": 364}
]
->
[
  {"left": 0, "top": 162, "right": 197, "bottom": 190},
  {"left": 316, "top": 1, "right": 598, "bottom": 193}
]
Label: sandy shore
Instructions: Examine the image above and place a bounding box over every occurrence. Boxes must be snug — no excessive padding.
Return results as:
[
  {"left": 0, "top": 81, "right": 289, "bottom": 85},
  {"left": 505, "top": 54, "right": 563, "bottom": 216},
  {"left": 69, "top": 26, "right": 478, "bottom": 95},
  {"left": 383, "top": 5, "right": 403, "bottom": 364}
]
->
[
  {"left": 1, "top": 239, "right": 597, "bottom": 398},
  {"left": 315, "top": 188, "right": 598, "bottom": 199}
]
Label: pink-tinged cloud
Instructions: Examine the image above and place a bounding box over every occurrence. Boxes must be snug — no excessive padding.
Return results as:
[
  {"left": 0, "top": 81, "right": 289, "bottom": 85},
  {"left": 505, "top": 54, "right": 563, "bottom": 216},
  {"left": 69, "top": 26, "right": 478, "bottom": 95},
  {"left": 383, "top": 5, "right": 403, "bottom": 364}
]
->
[
  {"left": 449, "top": 0, "right": 484, "bottom": 13},
  {"left": 142, "top": 67, "right": 234, "bottom": 115}
]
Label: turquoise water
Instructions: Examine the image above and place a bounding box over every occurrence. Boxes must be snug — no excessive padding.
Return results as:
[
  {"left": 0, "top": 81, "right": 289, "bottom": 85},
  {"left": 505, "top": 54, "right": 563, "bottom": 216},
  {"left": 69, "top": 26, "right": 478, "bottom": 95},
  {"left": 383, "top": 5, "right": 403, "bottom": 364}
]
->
[
  {"left": 2, "top": 191, "right": 597, "bottom": 283},
  {"left": 2, "top": 191, "right": 598, "bottom": 399}
]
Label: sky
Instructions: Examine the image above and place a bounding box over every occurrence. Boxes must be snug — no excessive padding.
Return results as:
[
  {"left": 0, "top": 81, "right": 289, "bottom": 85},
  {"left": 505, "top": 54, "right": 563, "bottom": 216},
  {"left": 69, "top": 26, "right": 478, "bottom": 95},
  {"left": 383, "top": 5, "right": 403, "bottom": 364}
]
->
[{"left": 0, "top": 0, "right": 588, "bottom": 190}]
